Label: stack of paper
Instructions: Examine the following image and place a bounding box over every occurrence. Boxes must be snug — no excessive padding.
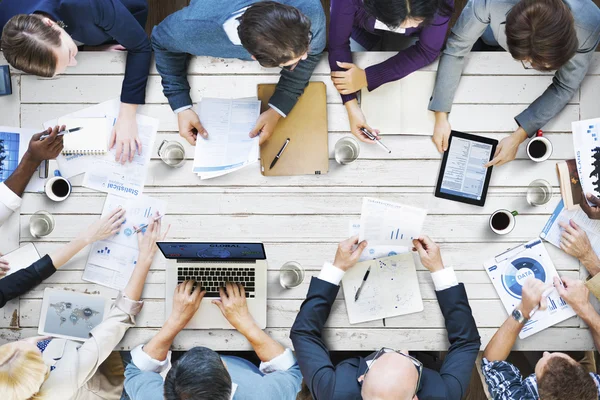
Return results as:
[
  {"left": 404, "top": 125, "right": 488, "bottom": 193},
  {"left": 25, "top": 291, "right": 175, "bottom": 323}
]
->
[
  {"left": 541, "top": 199, "right": 600, "bottom": 253},
  {"left": 193, "top": 98, "right": 260, "bottom": 180}
]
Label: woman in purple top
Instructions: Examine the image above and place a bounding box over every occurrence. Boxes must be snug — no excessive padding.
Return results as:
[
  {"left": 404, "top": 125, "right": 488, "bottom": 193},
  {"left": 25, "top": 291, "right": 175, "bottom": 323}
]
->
[{"left": 329, "top": 0, "right": 453, "bottom": 143}]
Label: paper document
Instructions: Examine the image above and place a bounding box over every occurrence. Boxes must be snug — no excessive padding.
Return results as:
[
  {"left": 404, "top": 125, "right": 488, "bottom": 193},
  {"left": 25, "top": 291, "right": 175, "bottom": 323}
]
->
[
  {"left": 540, "top": 199, "right": 600, "bottom": 253},
  {"left": 359, "top": 198, "right": 427, "bottom": 247},
  {"left": 572, "top": 119, "right": 600, "bottom": 203},
  {"left": 193, "top": 98, "right": 260, "bottom": 179},
  {"left": 484, "top": 239, "right": 576, "bottom": 339},
  {"left": 342, "top": 253, "right": 423, "bottom": 324},
  {"left": 83, "top": 194, "right": 167, "bottom": 290},
  {"left": 0, "top": 243, "right": 40, "bottom": 278},
  {"left": 349, "top": 220, "right": 408, "bottom": 261},
  {"left": 58, "top": 117, "right": 110, "bottom": 154}
]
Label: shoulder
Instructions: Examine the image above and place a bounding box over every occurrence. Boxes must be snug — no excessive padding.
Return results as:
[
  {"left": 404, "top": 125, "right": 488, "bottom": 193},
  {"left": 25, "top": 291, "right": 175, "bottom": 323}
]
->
[{"left": 565, "top": 0, "right": 600, "bottom": 51}]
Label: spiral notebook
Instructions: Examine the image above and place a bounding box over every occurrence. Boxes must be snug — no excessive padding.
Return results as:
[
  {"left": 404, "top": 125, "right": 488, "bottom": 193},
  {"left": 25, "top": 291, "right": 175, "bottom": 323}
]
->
[{"left": 58, "top": 117, "right": 111, "bottom": 155}]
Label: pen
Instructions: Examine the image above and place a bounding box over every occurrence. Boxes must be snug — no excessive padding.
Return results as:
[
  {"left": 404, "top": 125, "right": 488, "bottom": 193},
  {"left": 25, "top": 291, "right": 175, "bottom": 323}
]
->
[
  {"left": 134, "top": 214, "right": 164, "bottom": 234},
  {"left": 40, "top": 127, "right": 83, "bottom": 140},
  {"left": 360, "top": 128, "right": 391, "bottom": 154},
  {"left": 269, "top": 138, "right": 290, "bottom": 170},
  {"left": 354, "top": 266, "right": 372, "bottom": 302},
  {"left": 529, "top": 285, "right": 557, "bottom": 318}
]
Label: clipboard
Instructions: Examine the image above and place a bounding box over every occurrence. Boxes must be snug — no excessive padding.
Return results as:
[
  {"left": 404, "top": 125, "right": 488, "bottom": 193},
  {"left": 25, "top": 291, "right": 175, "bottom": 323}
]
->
[{"left": 257, "top": 82, "right": 328, "bottom": 176}]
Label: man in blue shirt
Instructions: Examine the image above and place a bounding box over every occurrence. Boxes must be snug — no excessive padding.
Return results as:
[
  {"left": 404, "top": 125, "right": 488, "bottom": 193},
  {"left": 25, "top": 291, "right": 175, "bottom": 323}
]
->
[{"left": 123, "top": 280, "right": 302, "bottom": 400}]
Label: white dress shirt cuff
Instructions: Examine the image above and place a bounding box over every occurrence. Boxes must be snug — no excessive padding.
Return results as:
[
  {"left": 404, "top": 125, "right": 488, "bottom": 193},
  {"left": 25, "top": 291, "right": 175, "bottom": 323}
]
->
[
  {"left": 0, "top": 183, "right": 21, "bottom": 211},
  {"left": 268, "top": 103, "right": 287, "bottom": 118},
  {"left": 131, "top": 344, "right": 171, "bottom": 373},
  {"left": 174, "top": 105, "right": 193, "bottom": 114},
  {"left": 430, "top": 267, "right": 459, "bottom": 291},
  {"left": 259, "top": 348, "right": 297, "bottom": 373},
  {"left": 318, "top": 262, "right": 346, "bottom": 286}
]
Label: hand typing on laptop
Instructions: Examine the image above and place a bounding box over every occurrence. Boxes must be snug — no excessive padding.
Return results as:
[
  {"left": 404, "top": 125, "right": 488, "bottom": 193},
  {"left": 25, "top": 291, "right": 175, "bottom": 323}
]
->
[{"left": 213, "top": 282, "right": 255, "bottom": 333}]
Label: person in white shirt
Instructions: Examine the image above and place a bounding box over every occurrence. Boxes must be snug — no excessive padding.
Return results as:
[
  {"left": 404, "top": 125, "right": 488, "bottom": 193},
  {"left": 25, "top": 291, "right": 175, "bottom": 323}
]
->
[{"left": 0, "top": 125, "right": 64, "bottom": 227}]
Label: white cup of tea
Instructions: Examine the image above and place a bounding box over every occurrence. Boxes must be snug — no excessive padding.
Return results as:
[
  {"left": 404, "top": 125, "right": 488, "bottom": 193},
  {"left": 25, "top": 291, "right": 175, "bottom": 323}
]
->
[
  {"left": 45, "top": 176, "right": 71, "bottom": 202},
  {"left": 489, "top": 209, "right": 518, "bottom": 235},
  {"left": 526, "top": 130, "right": 553, "bottom": 162}
]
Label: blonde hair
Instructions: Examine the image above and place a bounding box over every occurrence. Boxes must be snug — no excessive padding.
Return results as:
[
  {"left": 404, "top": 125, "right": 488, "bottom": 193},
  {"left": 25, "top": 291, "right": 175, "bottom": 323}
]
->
[{"left": 0, "top": 342, "right": 49, "bottom": 400}]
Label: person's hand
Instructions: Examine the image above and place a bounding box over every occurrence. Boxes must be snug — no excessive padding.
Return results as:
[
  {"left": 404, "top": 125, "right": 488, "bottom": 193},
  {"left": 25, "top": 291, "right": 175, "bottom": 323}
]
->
[
  {"left": 554, "top": 276, "right": 592, "bottom": 316},
  {"left": 135, "top": 212, "right": 170, "bottom": 266},
  {"left": 81, "top": 207, "right": 126, "bottom": 244},
  {"left": 519, "top": 278, "right": 549, "bottom": 318},
  {"left": 332, "top": 236, "right": 368, "bottom": 271},
  {"left": 109, "top": 104, "right": 141, "bottom": 164},
  {"left": 212, "top": 282, "right": 254, "bottom": 332},
  {"left": 345, "top": 100, "right": 380, "bottom": 144},
  {"left": 412, "top": 236, "right": 444, "bottom": 273},
  {"left": 331, "top": 62, "right": 368, "bottom": 95},
  {"left": 0, "top": 253, "right": 9, "bottom": 278},
  {"left": 249, "top": 108, "right": 281, "bottom": 145},
  {"left": 25, "top": 126, "right": 65, "bottom": 163},
  {"left": 168, "top": 280, "right": 206, "bottom": 330},
  {"left": 432, "top": 112, "right": 451, "bottom": 153},
  {"left": 559, "top": 220, "right": 594, "bottom": 259},
  {"left": 484, "top": 128, "right": 527, "bottom": 168},
  {"left": 581, "top": 192, "right": 600, "bottom": 220},
  {"left": 177, "top": 109, "right": 208, "bottom": 146}
]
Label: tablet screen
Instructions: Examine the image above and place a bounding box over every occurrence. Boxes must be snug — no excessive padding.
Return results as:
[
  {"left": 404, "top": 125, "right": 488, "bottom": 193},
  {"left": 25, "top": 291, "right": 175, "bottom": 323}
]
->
[{"left": 439, "top": 136, "right": 493, "bottom": 201}]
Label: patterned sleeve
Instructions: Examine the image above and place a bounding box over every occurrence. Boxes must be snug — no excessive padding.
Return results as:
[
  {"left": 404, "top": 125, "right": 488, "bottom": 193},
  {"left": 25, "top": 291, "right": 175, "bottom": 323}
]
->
[
  {"left": 481, "top": 357, "right": 530, "bottom": 400},
  {"left": 588, "top": 372, "right": 600, "bottom": 399}
]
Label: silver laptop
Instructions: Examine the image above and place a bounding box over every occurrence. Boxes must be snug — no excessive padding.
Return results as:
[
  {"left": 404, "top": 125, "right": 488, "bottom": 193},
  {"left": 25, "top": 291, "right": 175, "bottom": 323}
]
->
[{"left": 158, "top": 242, "right": 267, "bottom": 329}]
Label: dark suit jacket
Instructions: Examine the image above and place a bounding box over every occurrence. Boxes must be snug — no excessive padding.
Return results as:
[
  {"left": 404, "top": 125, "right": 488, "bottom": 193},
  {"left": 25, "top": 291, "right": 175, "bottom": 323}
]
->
[
  {"left": 290, "top": 277, "right": 481, "bottom": 400},
  {"left": 0, "top": 254, "right": 56, "bottom": 308},
  {"left": 0, "top": 0, "right": 151, "bottom": 105}
]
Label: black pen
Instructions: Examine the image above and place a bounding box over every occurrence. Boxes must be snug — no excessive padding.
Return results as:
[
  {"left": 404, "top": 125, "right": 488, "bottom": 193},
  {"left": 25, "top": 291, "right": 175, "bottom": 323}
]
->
[
  {"left": 40, "top": 126, "right": 83, "bottom": 141},
  {"left": 354, "top": 266, "right": 371, "bottom": 302},
  {"left": 269, "top": 138, "right": 290, "bottom": 170}
]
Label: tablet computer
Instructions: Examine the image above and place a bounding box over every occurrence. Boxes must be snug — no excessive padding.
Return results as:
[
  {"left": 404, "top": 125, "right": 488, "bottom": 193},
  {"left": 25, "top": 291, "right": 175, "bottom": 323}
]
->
[{"left": 435, "top": 131, "right": 498, "bottom": 207}]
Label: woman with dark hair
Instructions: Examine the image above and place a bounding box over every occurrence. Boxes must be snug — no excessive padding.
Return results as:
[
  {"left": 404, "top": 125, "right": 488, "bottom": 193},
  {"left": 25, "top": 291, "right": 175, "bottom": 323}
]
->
[
  {"left": 0, "top": 0, "right": 152, "bottom": 165},
  {"left": 329, "top": 0, "right": 453, "bottom": 143}
]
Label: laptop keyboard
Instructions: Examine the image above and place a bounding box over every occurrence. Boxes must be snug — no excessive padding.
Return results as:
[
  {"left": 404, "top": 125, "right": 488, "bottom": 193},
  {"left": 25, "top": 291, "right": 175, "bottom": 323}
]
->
[{"left": 177, "top": 267, "right": 256, "bottom": 298}]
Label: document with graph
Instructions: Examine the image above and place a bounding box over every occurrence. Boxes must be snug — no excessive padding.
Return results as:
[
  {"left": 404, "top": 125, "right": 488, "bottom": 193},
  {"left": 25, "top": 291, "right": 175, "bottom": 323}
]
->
[
  {"left": 83, "top": 194, "right": 167, "bottom": 290},
  {"left": 572, "top": 118, "right": 600, "bottom": 204},
  {"left": 342, "top": 253, "right": 423, "bottom": 324},
  {"left": 359, "top": 198, "right": 427, "bottom": 247}
]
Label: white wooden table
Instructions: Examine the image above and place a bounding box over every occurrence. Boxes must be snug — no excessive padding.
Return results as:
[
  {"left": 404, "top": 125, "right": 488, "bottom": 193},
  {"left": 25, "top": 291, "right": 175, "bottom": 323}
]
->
[{"left": 1, "top": 51, "right": 599, "bottom": 351}]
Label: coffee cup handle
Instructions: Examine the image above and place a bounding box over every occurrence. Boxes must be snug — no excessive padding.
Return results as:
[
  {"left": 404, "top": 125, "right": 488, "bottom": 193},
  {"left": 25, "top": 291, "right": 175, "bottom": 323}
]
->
[
  {"left": 511, "top": 210, "right": 519, "bottom": 216},
  {"left": 535, "top": 130, "right": 543, "bottom": 137},
  {"left": 157, "top": 140, "right": 168, "bottom": 156}
]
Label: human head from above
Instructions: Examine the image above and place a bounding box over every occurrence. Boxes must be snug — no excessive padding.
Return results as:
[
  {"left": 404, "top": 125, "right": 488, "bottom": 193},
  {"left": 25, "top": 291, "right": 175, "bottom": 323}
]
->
[
  {"left": 534, "top": 351, "right": 597, "bottom": 400},
  {"left": 237, "top": 1, "right": 311, "bottom": 70},
  {"left": 0, "top": 336, "right": 51, "bottom": 400},
  {"left": 358, "top": 348, "right": 422, "bottom": 400},
  {"left": 505, "top": 0, "right": 578, "bottom": 72},
  {"left": 164, "top": 346, "right": 232, "bottom": 400},
  {"left": 1, "top": 13, "right": 79, "bottom": 78},
  {"left": 362, "top": 0, "right": 453, "bottom": 31}
]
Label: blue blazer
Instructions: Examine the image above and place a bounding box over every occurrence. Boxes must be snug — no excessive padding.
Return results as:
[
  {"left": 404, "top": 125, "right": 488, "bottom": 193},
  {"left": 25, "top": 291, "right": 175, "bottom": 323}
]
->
[
  {"left": 0, "top": 0, "right": 151, "bottom": 105},
  {"left": 290, "top": 277, "right": 481, "bottom": 400}
]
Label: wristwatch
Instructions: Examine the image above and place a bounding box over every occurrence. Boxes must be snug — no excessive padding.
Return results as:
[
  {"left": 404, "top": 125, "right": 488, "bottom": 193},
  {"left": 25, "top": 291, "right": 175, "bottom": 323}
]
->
[{"left": 512, "top": 308, "right": 528, "bottom": 324}]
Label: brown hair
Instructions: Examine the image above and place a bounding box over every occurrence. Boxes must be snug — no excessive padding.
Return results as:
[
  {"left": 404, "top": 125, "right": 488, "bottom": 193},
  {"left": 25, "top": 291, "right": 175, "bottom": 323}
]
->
[
  {"left": 237, "top": 1, "right": 311, "bottom": 68},
  {"left": 538, "top": 357, "right": 597, "bottom": 400},
  {"left": 1, "top": 14, "right": 61, "bottom": 77},
  {"left": 505, "top": 0, "right": 578, "bottom": 72}
]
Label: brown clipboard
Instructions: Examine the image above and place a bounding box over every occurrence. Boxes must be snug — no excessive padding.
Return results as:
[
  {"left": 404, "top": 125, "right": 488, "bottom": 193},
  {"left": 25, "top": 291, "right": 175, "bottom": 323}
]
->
[{"left": 258, "top": 82, "right": 328, "bottom": 176}]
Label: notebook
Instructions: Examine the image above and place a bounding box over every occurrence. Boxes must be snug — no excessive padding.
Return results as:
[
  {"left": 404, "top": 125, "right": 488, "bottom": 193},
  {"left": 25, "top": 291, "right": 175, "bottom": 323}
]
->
[
  {"left": 58, "top": 117, "right": 111, "bottom": 155},
  {"left": 0, "top": 243, "right": 41, "bottom": 278}
]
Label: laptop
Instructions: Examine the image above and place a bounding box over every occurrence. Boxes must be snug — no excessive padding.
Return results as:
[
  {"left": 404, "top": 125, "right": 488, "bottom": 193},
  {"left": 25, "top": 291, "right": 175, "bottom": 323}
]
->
[{"left": 158, "top": 242, "right": 267, "bottom": 329}]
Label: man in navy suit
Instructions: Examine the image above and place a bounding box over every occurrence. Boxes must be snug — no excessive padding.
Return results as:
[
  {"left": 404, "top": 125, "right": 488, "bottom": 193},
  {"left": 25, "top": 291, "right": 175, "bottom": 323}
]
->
[{"left": 291, "top": 235, "right": 481, "bottom": 400}]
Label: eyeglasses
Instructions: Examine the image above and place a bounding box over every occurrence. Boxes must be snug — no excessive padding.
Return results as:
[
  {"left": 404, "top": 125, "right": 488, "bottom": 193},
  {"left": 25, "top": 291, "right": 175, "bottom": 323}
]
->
[
  {"left": 361, "top": 347, "right": 423, "bottom": 397},
  {"left": 521, "top": 60, "right": 533, "bottom": 70}
]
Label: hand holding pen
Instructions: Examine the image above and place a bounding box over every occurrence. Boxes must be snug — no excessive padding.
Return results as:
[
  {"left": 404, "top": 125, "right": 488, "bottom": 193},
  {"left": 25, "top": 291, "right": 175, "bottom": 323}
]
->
[
  {"left": 134, "top": 214, "right": 164, "bottom": 234},
  {"left": 40, "top": 126, "right": 83, "bottom": 140},
  {"left": 360, "top": 128, "right": 391, "bottom": 154}
]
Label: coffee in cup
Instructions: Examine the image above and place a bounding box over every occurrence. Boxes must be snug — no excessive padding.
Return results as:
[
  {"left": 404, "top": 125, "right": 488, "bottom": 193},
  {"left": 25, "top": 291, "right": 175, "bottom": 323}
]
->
[
  {"left": 45, "top": 176, "right": 71, "bottom": 202},
  {"left": 526, "top": 130, "right": 552, "bottom": 162},
  {"left": 489, "top": 209, "right": 518, "bottom": 235}
]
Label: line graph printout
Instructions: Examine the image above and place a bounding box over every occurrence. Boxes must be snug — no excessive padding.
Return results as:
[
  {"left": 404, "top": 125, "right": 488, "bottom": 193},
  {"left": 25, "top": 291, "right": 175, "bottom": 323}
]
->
[
  {"left": 83, "top": 194, "right": 167, "bottom": 290},
  {"left": 342, "top": 253, "right": 423, "bottom": 324},
  {"left": 359, "top": 198, "right": 427, "bottom": 247},
  {"left": 572, "top": 118, "right": 600, "bottom": 203}
]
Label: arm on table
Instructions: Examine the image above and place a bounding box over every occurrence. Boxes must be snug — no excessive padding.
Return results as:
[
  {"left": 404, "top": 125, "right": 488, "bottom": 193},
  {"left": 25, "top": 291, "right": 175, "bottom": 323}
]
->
[{"left": 557, "top": 276, "right": 600, "bottom": 350}]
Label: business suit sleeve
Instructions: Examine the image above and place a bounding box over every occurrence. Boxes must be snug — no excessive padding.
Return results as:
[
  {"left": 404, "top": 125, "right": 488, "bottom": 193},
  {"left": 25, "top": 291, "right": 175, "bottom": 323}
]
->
[
  {"left": 435, "top": 283, "right": 481, "bottom": 400},
  {"left": 290, "top": 277, "right": 340, "bottom": 400},
  {"left": 90, "top": 0, "right": 152, "bottom": 105},
  {"left": 0, "top": 254, "right": 56, "bottom": 308}
]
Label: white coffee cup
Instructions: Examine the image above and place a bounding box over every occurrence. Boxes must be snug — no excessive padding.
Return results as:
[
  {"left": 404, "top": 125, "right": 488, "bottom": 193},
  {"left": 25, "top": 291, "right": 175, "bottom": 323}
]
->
[
  {"left": 45, "top": 176, "right": 71, "bottom": 202},
  {"left": 489, "top": 209, "right": 518, "bottom": 235},
  {"left": 526, "top": 130, "right": 553, "bottom": 162}
]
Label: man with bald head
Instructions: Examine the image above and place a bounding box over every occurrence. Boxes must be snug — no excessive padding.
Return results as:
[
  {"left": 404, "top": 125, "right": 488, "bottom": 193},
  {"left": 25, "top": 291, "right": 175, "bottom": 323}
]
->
[{"left": 290, "top": 235, "right": 481, "bottom": 400}]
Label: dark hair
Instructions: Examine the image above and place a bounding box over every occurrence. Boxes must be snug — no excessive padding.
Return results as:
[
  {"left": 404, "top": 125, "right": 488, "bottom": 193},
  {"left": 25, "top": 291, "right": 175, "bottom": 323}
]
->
[
  {"left": 164, "top": 347, "right": 232, "bottom": 400},
  {"left": 1, "top": 14, "right": 61, "bottom": 77},
  {"left": 505, "top": 0, "right": 578, "bottom": 72},
  {"left": 238, "top": 1, "right": 311, "bottom": 68},
  {"left": 362, "top": 0, "right": 453, "bottom": 30},
  {"left": 538, "top": 357, "right": 597, "bottom": 400}
]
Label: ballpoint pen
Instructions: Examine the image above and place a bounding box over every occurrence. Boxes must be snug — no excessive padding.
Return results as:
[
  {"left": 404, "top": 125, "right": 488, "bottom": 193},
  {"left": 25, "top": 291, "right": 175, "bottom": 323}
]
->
[
  {"left": 134, "top": 214, "right": 164, "bottom": 234},
  {"left": 269, "top": 138, "right": 290, "bottom": 170},
  {"left": 360, "top": 128, "right": 391, "bottom": 153},
  {"left": 354, "top": 266, "right": 372, "bottom": 302},
  {"left": 40, "top": 126, "right": 83, "bottom": 140},
  {"left": 529, "top": 285, "right": 557, "bottom": 318}
]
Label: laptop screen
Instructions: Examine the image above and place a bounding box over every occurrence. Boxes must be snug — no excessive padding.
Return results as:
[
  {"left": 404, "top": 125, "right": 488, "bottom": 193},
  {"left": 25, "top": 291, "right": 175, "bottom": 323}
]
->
[{"left": 157, "top": 242, "right": 266, "bottom": 261}]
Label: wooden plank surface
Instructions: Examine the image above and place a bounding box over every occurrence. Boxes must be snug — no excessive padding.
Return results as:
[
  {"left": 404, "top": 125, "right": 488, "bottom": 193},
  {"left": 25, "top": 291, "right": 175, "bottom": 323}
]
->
[{"left": 0, "top": 51, "right": 595, "bottom": 350}]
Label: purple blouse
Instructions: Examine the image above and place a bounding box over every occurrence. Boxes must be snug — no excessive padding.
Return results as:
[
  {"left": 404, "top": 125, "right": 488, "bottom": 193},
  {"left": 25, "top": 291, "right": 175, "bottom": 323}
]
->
[{"left": 328, "top": 0, "right": 453, "bottom": 103}]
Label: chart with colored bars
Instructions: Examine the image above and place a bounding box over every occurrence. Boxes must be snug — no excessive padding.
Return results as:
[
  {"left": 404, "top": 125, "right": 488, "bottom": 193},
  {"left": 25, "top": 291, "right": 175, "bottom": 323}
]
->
[
  {"left": 547, "top": 296, "right": 567, "bottom": 311},
  {"left": 389, "top": 229, "right": 405, "bottom": 241}
]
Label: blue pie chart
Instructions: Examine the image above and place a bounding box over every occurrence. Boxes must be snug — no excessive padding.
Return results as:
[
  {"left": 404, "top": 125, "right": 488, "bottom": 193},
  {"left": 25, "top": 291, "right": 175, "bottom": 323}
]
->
[{"left": 501, "top": 257, "right": 546, "bottom": 299}]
